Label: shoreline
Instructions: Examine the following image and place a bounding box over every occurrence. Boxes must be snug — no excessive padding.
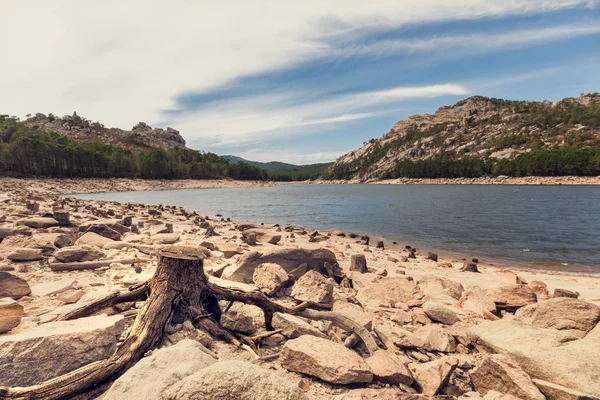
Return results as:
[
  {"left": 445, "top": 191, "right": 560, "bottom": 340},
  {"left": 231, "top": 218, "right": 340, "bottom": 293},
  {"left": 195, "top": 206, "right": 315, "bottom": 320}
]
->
[{"left": 315, "top": 175, "right": 600, "bottom": 185}]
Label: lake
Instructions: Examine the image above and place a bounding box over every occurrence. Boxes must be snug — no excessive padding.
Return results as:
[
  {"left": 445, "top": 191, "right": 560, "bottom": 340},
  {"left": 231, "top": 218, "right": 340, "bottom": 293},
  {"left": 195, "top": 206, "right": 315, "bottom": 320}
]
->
[{"left": 72, "top": 184, "right": 600, "bottom": 273}]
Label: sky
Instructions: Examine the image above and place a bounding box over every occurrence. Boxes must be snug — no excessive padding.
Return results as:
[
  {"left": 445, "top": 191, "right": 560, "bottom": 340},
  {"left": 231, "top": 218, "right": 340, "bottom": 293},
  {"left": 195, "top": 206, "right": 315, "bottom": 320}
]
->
[{"left": 1, "top": 1, "right": 599, "bottom": 164}]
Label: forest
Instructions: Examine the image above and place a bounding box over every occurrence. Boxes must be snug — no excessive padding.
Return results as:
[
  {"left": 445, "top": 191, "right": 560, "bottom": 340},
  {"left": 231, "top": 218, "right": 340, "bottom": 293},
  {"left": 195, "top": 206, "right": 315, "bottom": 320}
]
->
[{"left": 0, "top": 115, "right": 267, "bottom": 180}]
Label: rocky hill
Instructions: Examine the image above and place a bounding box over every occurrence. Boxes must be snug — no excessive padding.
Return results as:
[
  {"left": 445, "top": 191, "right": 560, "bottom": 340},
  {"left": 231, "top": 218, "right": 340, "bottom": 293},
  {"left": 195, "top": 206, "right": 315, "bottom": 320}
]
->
[
  {"left": 23, "top": 112, "right": 186, "bottom": 152},
  {"left": 326, "top": 93, "right": 600, "bottom": 180}
]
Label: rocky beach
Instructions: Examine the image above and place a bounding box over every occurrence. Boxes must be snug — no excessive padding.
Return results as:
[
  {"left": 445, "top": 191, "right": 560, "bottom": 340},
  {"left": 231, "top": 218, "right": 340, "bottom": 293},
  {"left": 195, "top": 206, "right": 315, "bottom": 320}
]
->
[{"left": 0, "top": 177, "right": 599, "bottom": 400}]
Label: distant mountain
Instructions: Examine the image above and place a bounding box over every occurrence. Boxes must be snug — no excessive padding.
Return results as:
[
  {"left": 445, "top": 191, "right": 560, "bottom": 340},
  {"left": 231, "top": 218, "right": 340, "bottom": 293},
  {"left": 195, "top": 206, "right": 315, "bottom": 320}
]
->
[
  {"left": 224, "top": 155, "right": 332, "bottom": 181},
  {"left": 325, "top": 93, "right": 600, "bottom": 180}
]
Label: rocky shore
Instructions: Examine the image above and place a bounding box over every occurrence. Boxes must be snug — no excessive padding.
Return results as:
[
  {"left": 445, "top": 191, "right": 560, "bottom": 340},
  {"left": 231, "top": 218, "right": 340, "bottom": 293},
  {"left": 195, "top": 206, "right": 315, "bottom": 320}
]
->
[
  {"left": 0, "top": 177, "right": 599, "bottom": 400},
  {"left": 317, "top": 175, "right": 600, "bottom": 186}
]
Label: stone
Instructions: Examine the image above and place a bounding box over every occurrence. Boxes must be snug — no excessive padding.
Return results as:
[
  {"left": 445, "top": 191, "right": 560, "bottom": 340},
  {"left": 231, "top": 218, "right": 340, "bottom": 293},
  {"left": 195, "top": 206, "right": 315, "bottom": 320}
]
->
[
  {"left": 416, "top": 324, "right": 458, "bottom": 353},
  {"left": 16, "top": 217, "right": 59, "bottom": 229},
  {"left": 458, "top": 287, "right": 496, "bottom": 316},
  {"left": 391, "top": 309, "right": 412, "bottom": 325},
  {"left": 461, "top": 263, "right": 479, "bottom": 272},
  {"left": 221, "top": 310, "right": 256, "bottom": 334},
  {"left": 78, "top": 220, "right": 126, "bottom": 240},
  {"left": 350, "top": 254, "right": 368, "bottom": 273},
  {"left": 518, "top": 298, "right": 600, "bottom": 337},
  {"left": 413, "top": 356, "right": 458, "bottom": 395},
  {"left": 268, "top": 235, "right": 281, "bottom": 244},
  {"left": 291, "top": 270, "right": 333, "bottom": 304},
  {"left": 333, "top": 301, "right": 373, "bottom": 330},
  {"left": 553, "top": 288, "right": 579, "bottom": 299},
  {"left": 57, "top": 289, "right": 85, "bottom": 304},
  {"left": 7, "top": 248, "right": 43, "bottom": 261},
  {"left": 216, "top": 243, "right": 243, "bottom": 258},
  {"left": 366, "top": 350, "right": 413, "bottom": 385},
  {"left": 0, "top": 297, "right": 23, "bottom": 333},
  {"left": 163, "top": 360, "right": 308, "bottom": 400},
  {"left": 418, "top": 275, "right": 464, "bottom": 300},
  {"left": 75, "top": 232, "right": 115, "bottom": 248},
  {"left": 54, "top": 245, "right": 105, "bottom": 262},
  {"left": 332, "top": 230, "right": 345, "bottom": 237},
  {"left": 0, "top": 314, "right": 125, "bottom": 386},
  {"left": 489, "top": 285, "right": 537, "bottom": 311},
  {"left": 532, "top": 379, "right": 600, "bottom": 400},
  {"left": 423, "top": 302, "right": 461, "bottom": 325},
  {"left": 528, "top": 281, "right": 550, "bottom": 299},
  {"left": 355, "top": 277, "right": 418, "bottom": 308},
  {"left": 280, "top": 335, "right": 373, "bottom": 384},
  {"left": 471, "top": 354, "right": 545, "bottom": 400},
  {"left": 103, "top": 339, "right": 217, "bottom": 400},
  {"left": 221, "top": 248, "right": 337, "bottom": 283},
  {"left": 252, "top": 263, "right": 288, "bottom": 295},
  {"left": 0, "top": 272, "right": 31, "bottom": 299},
  {"left": 151, "top": 233, "right": 180, "bottom": 244},
  {"left": 272, "top": 312, "right": 327, "bottom": 339}
]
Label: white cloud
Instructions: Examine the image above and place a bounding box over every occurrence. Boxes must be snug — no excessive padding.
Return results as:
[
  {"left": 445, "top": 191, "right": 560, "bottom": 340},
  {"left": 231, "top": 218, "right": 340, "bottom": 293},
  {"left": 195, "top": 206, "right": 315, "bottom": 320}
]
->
[
  {"left": 172, "top": 83, "right": 469, "bottom": 147},
  {"left": 1, "top": 0, "right": 595, "bottom": 133}
]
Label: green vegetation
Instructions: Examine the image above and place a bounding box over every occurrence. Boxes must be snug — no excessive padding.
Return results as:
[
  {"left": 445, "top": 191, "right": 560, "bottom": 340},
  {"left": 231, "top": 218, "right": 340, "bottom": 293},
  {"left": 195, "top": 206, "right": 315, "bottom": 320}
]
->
[
  {"left": 0, "top": 115, "right": 267, "bottom": 180},
  {"left": 224, "top": 155, "right": 332, "bottom": 181}
]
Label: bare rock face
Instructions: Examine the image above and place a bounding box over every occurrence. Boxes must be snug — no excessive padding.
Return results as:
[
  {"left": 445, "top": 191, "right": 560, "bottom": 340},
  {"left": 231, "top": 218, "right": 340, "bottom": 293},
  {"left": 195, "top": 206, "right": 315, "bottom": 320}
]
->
[
  {"left": 0, "top": 314, "right": 125, "bottom": 386},
  {"left": 7, "top": 248, "right": 43, "bottom": 261},
  {"left": 366, "top": 350, "right": 413, "bottom": 385},
  {"left": 489, "top": 285, "right": 537, "bottom": 311},
  {"left": 272, "top": 312, "right": 327, "bottom": 339},
  {"left": 423, "top": 302, "right": 462, "bottom": 325},
  {"left": 291, "top": 270, "right": 334, "bottom": 304},
  {"left": 222, "top": 248, "right": 337, "bottom": 283},
  {"left": 252, "top": 263, "right": 289, "bottom": 295},
  {"left": 280, "top": 335, "right": 373, "bottom": 384},
  {"left": 163, "top": 360, "right": 308, "bottom": 400},
  {"left": 0, "top": 272, "right": 31, "bottom": 299},
  {"left": 16, "top": 217, "right": 59, "bottom": 229},
  {"left": 413, "top": 356, "right": 458, "bottom": 395},
  {"left": 54, "top": 245, "right": 105, "bottom": 262},
  {"left": 0, "top": 298, "right": 23, "bottom": 333},
  {"left": 103, "top": 339, "right": 217, "bottom": 400},
  {"left": 470, "top": 354, "right": 545, "bottom": 400}
]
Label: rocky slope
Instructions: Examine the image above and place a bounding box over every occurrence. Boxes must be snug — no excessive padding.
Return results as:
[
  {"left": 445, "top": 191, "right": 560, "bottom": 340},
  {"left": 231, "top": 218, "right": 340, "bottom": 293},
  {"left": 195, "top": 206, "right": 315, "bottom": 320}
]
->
[
  {"left": 328, "top": 93, "right": 600, "bottom": 180},
  {"left": 23, "top": 113, "right": 186, "bottom": 152}
]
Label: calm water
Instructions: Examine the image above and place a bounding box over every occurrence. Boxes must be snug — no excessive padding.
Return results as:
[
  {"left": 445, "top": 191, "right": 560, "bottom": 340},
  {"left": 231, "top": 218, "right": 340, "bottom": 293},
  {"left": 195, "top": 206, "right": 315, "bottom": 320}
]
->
[{"left": 72, "top": 184, "right": 600, "bottom": 273}]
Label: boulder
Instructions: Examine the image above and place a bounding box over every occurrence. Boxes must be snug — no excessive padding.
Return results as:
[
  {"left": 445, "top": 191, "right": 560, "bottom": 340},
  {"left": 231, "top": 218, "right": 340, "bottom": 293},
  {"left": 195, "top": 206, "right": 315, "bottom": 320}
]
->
[
  {"left": 489, "top": 285, "right": 537, "bottom": 311},
  {"left": 332, "top": 301, "right": 373, "bottom": 330},
  {"left": 416, "top": 324, "right": 457, "bottom": 353},
  {"left": 280, "top": 335, "right": 373, "bottom": 384},
  {"left": 418, "top": 275, "right": 464, "bottom": 300},
  {"left": 532, "top": 379, "right": 600, "bottom": 400},
  {"left": 103, "top": 340, "right": 217, "bottom": 400},
  {"left": 350, "top": 254, "right": 368, "bottom": 273},
  {"left": 151, "top": 233, "right": 180, "bottom": 244},
  {"left": 7, "top": 248, "right": 43, "bottom": 261},
  {"left": 355, "top": 277, "right": 418, "bottom": 308},
  {"left": 413, "top": 356, "right": 458, "bottom": 395},
  {"left": 553, "top": 288, "right": 579, "bottom": 299},
  {"left": 528, "top": 281, "right": 550, "bottom": 300},
  {"left": 78, "top": 220, "right": 127, "bottom": 240},
  {"left": 16, "top": 217, "right": 59, "bottom": 229},
  {"left": 216, "top": 243, "right": 243, "bottom": 259},
  {"left": 459, "top": 287, "right": 497, "bottom": 316},
  {"left": 221, "top": 248, "right": 337, "bottom": 283},
  {"left": 252, "top": 263, "right": 289, "bottom": 295},
  {"left": 163, "top": 360, "right": 308, "bottom": 400},
  {"left": 0, "top": 297, "right": 23, "bottom": 334},
  {"left": 57, "top": 289, "right": 85, "bottom": 304},
  {"left": 272, "top": 312, "right": 327, "bottom": 339},
  {"left": 366, "top": 350, "right": 413, "bottom": 385},
  {"left": 267, "top": 235, "right": 281, "bottom": 245},
  {"left": 75, "top": 232, "right": 115, "bottom": 248},
  {"left": 54, "top": 245, "right": 106, "bottom": 262},
  {"left": 291, "top": 270, "right": 333, "bottom": 304},
  {"left": 471, "top": 354, "right": 545, "bottom": 400},
  {"left": 423, "top": 302, "right": 461, "bottom": 325},
  {"left": 220, "top": 309, "right": 256, "bottom": 334},
  {"left": 0, "top": 272, "right": 31, "bottom": 299},
  {"left": 0, "top": 314, "right": 125, "bottom": 386}
]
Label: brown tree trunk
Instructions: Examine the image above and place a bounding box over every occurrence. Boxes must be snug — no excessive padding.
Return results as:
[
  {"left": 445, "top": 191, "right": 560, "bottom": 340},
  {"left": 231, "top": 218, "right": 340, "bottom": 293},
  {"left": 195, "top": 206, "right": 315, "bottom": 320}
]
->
[{"left": 0, "top": 246, "right": 207, "bottom": 400}]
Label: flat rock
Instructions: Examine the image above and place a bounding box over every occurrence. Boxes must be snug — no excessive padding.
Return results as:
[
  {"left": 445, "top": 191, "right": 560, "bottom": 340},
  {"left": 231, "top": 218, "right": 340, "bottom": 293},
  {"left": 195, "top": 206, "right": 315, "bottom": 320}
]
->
[
  {"left": 0, "top": 272, "right": 31, "bottom": 299},
  {"left": 163, "top": 360, "right": 308, "bottom": 400},
  {"left": 104, "top": 339, "right": 217, "bottom": 400},
  {"left": 333, "top": 301, "right": 373, "bottom": 330},
  {"left": 471, "top": 354, "right": 545, "bottom": 400},
  {"left": 366, "top": 350, "right": 413, "bottom": 385},
  {"left": 423, "top": 302, "right": 461, "bottom": 325},
  {"left": 0, "top": 314, "right": 125, "bottom": 386},
  {"left": 526, "top": 298, "right": 600, "bottom": 336},
  {"left": 413, "top": 356, "right": 458, "bottom": 395},
  {"left": 459, "top": 287, "right": 497, "bottom": 316},
  {"left": 532, "top": 379, "right": 600, "bottom": 400},
  {"left": 16, "top": 217, "right": 59, "bottom": 229},
  {"left": 54, "top": 245, "right": 105, "bottom": 262},
  {"left": 7, "top": 248, "right": 43, "bottom": 261},
  {"left": 280, "top": 335, "right": 373, "bottom": 384},
  {"left": 151, "top": 233, "right": 180, "bottom": 244},
  {"left": 489, "top": 285, "right": 537, "bottom": 311},
  {"left": 0, "top": 297, "right": 23, "bottom": 334},
  {"left": 216, "top": 243, "right": 243, "bottom": 259},
  {"left": 75, "top": 232, "right": 115, "bottom": 248},
  {"left": 272, "top": 312, "right": 327, "bottom": 339},
  {"left": 291, "top": 270, "right": 333, "bottom": 304}
]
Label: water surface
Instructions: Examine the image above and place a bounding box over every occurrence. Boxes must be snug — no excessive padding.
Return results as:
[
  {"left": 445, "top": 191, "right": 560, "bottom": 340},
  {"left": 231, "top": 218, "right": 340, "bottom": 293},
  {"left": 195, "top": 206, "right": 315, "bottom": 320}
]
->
[{"left": 73, "top": 184, "right": 600, "bottom": 273}]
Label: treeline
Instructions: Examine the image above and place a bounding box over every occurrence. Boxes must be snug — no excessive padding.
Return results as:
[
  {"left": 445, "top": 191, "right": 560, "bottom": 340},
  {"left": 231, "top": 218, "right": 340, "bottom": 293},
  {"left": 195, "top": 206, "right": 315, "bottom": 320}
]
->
[
  {"left": 380, "top": 148, "right": 600, "bottom": 179},
  {"left": 268, "top": 163, "right": 332, "bottom": 181},
  {"left": 0, "top": 115, "right": 267, "bottom": 180}
]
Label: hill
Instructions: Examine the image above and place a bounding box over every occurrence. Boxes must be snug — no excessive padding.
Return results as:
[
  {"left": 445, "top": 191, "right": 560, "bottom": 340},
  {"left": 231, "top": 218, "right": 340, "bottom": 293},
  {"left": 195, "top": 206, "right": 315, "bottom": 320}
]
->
[
  {"left": 324, "top": 93, "right": 600, "bottom": 180},
  {"left": 224, "top": 155, "right": 332, "bottom": 181}
]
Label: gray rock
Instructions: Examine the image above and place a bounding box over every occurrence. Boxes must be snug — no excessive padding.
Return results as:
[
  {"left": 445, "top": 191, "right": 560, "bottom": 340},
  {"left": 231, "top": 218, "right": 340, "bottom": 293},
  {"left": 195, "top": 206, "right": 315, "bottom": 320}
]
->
[
  {"left": 423, "top": 302, "right": 462, "bottom": 325},
  {"left": 291, "top": 270, "right": 333, "bottom": 304}
]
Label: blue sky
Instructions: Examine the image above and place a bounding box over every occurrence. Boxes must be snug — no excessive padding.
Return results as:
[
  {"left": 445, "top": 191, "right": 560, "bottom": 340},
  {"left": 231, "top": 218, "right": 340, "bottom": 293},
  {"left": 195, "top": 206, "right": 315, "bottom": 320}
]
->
[{"left": 2, "top": 1, "right": 599, "bottom": 163}]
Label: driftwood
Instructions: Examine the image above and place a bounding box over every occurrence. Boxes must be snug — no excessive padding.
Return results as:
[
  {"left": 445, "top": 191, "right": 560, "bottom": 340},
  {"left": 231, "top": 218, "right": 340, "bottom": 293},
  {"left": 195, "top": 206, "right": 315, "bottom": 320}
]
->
[
  {"left": 0, "top": 245, "right": 379, "bottom": 400},
  {"left": 49, "top": 258, "right": 150, "bottom": 272}
]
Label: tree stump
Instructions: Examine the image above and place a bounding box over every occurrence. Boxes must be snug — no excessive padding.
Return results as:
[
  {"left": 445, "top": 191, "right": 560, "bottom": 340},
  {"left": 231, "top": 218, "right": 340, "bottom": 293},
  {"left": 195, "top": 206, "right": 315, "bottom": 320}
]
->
[
  {"left": 350, "top": 254, "right": 368, "bottom": 273},
  {"left": 53, "top": 209, "right": 70, "bottom": 227}
]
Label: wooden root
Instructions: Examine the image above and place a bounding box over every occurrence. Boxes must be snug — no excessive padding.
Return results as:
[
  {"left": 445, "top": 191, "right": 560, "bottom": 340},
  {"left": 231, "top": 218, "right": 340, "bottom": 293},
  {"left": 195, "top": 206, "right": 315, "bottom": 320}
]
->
[{"left": 49, "top": 258, "right": 150, "bottom": 272}]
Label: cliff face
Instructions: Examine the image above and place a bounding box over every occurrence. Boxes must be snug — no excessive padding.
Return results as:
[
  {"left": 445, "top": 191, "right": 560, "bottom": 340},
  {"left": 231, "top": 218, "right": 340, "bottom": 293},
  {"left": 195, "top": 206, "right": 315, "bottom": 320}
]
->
[
  {"left": 23, "top": 114, "right": 186, "bottom": 152},
  {"left": 328, "top": 93, "right": 600, "bottom": 180}
]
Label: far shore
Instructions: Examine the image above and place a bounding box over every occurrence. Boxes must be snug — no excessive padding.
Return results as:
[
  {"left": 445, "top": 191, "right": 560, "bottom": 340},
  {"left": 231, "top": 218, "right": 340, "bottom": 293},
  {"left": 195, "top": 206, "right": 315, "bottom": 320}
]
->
[{"left": 315, "top": 175, "right": 600, "bottom": 186}]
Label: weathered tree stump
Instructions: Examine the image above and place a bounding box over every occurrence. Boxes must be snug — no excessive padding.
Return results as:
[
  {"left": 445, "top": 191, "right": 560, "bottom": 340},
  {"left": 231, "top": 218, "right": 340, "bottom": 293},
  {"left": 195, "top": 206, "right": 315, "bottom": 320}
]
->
[
  {"left": 53, "top": 209, "right": 70, "bottom": 227},
  {"left": 350, "top": 254, "right": 368, "bottom": 273}
]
